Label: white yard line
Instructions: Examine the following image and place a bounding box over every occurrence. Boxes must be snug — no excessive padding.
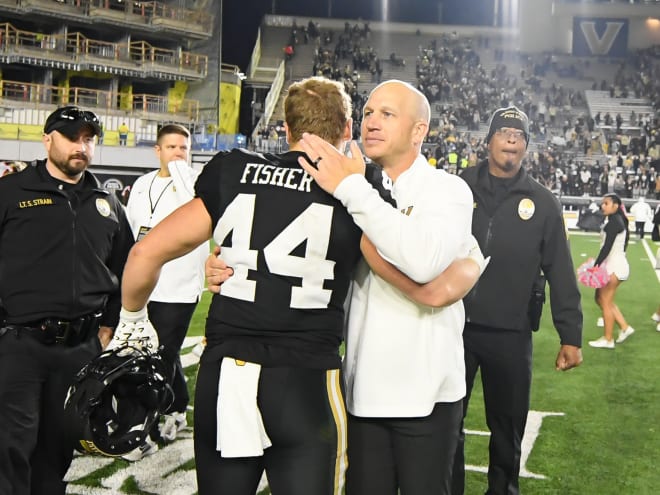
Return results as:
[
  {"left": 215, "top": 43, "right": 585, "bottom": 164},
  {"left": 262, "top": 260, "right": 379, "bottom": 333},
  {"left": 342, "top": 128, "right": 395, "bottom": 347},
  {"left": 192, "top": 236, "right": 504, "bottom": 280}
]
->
[{"left": 641, "top": 239, "right": 660, "bottom": 282}]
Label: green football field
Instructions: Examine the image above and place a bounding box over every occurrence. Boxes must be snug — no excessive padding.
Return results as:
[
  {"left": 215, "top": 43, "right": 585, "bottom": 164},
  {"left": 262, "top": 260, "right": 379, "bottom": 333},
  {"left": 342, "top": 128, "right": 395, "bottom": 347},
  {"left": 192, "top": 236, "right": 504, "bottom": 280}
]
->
[{"left": 65, "top": 233, "right": 660, "bottom": 494}]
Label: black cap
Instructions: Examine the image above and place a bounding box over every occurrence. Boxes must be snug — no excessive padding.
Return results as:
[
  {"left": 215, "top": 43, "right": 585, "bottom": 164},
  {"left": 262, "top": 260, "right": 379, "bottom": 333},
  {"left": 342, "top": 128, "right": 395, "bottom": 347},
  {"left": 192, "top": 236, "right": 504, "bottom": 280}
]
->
[
  {"left": 44, "top": 106, "right": 102, "bottom": 140},
  {"left": 486, "top": 106, "right": 529, "bottom": 146}
]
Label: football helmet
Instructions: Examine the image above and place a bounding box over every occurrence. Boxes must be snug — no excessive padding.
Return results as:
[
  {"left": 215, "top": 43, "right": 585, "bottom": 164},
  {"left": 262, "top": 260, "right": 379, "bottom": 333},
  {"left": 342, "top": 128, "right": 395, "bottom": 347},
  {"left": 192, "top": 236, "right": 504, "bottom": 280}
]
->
[{"left": 64, "top": 346, "right": 173, "bottom": 457}]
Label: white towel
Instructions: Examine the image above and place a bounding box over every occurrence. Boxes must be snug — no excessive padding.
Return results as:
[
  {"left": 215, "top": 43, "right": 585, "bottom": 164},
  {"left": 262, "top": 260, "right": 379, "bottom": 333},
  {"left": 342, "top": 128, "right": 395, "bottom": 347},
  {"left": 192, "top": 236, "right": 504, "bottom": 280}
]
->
[{"left": 216, "top": 357, "right": 272, "bottom": 458}]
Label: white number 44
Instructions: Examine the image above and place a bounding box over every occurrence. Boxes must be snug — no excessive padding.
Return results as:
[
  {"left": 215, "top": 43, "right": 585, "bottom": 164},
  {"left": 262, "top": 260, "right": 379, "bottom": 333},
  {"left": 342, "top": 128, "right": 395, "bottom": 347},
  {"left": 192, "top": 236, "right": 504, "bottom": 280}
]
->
[{"left": 213, "top": 194, "right": 336, "bottom": 309}]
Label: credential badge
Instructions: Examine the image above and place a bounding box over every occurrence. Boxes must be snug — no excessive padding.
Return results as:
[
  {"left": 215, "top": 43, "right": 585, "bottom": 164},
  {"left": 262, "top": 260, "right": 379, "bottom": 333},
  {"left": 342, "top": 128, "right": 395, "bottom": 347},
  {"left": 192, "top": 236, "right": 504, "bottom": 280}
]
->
[
  {"left": 518, "top": 198, "right": 535, "bottom": 220},
  {"left": 96, "top": 198, "right": 111, "bottom": 217}
]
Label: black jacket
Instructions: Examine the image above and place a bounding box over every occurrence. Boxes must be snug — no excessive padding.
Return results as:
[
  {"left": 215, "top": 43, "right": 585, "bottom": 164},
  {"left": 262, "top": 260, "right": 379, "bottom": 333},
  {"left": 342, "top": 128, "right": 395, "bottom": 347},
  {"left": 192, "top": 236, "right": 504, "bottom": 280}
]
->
[
  {"left": 0, "top": 161, "right": 134, "bottom": 327},
  {"left": 460, "top": 160, "right": 582, "bottom": 347}
]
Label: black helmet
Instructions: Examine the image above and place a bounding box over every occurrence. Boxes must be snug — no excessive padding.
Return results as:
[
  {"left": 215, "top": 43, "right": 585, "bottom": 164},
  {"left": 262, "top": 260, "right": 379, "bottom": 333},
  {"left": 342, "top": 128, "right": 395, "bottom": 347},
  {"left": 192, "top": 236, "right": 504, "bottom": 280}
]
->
[{"left": 64, "top": 346, "right": 173, "bottom": 457}]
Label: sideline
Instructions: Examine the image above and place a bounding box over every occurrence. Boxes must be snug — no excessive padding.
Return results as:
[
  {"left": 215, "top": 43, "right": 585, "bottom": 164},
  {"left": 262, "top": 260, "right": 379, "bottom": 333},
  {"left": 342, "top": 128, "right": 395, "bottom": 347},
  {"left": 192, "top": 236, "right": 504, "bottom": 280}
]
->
[{"left": 641, "top": 238, "right": 660, "bottom": 282}]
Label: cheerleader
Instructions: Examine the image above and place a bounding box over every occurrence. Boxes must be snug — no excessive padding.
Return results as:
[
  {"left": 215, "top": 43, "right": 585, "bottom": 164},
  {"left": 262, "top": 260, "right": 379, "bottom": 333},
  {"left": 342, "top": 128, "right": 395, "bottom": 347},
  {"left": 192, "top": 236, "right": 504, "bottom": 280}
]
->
[{"left": 589, "top": 193, "right": 635, "bottom": 348}]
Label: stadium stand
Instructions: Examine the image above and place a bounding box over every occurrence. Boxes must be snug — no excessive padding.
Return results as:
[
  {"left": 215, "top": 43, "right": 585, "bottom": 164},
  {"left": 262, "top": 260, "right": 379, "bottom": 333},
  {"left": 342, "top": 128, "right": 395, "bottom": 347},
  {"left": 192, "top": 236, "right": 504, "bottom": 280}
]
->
[
  {"left": 0, "top": 0, "right": 248, "bottom": 170},
  {"left": 244, "top": 12, "right": 658, "bottom": 208}
]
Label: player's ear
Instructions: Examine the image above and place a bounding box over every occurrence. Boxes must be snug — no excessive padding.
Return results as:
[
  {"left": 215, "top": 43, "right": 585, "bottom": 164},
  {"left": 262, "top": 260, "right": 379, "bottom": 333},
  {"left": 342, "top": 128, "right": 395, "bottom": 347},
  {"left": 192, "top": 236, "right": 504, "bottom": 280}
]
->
[{"left": 342, "top": 118, "right": 353, "bottom": 142}]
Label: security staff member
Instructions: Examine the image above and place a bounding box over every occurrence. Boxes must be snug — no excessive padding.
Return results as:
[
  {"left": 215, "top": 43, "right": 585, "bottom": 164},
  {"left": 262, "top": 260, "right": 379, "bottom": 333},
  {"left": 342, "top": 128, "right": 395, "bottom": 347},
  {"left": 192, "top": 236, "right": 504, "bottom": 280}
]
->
[
  {"left": 452, "top": 107, "right": 583, "bottom": 495},
  {"left": 0, "top": 106, "right": 134, "bottom": 495}
]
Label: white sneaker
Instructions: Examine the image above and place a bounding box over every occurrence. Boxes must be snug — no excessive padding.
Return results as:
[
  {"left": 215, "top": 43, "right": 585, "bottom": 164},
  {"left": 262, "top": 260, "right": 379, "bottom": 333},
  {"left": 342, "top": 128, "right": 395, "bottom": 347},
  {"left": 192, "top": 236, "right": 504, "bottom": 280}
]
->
[
  {"left": 159, "top": 412, "right": 187, "bottom": 442},
  {"left": 122, "top": 437, "right": 158, "bottom": 461},
  {"left": 652, "top": 313, "right": 660, "bottom": 323},
  {"left": 597, "top": 317, "right": 604, "bottom": 327},
  {"left": 656, "top": 323, "right": 660, "bottom": 332},
  {"left": 615, "top": 326, "right": 635, "bottom": 344},
  {"left": 588, "top": 337, "right": 615, "bottom": 349}
]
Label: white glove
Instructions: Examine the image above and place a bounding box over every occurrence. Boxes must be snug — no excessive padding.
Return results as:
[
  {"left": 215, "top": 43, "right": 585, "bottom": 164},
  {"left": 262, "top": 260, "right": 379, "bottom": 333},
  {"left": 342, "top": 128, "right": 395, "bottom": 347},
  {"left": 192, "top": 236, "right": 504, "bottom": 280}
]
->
[
  {"left": 167, "top": 159, "right": 198, "bottom": 198},
  {"left": 106, "top": 307, "right": 160, "bottom": 352},
  {"left": 465, "top": 235, "right": 490, "bottom": 275}
]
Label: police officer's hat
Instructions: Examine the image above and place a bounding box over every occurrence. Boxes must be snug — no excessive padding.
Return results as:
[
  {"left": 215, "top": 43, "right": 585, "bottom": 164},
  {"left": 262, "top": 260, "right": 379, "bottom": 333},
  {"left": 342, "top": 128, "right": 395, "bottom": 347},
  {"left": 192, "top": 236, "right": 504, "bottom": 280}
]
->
[{"left": 44, "top": 106, "right": 102, "bottom": 140}]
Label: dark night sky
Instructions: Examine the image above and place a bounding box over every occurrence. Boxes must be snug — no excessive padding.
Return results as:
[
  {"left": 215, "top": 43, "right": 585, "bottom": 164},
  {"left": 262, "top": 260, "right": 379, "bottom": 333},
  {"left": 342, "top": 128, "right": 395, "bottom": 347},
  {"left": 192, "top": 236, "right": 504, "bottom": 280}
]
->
[{"left": 222, "top": 0, "right": 494, "bottom": 71}]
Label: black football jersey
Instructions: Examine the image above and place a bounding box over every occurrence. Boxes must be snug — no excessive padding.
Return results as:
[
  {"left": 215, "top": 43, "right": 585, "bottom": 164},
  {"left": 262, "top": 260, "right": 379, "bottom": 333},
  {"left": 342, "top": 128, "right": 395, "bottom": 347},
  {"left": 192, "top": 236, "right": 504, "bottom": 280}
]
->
[{"left": 195, "top": 149, "right": 391, "bottom": 368}]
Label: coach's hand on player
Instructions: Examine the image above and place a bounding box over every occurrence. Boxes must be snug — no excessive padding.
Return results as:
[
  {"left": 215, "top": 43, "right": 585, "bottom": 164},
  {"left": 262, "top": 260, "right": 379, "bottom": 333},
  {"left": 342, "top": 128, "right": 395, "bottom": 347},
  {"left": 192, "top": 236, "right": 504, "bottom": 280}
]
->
[
  {"left": 298, "top": 133, "right": 365, "bottom": 194},
  {"left": 206, "top": 246, "right": 234, "bottom": 294},
  {"left": 555, "top": 344, "right": 583, "bottom": 371}
]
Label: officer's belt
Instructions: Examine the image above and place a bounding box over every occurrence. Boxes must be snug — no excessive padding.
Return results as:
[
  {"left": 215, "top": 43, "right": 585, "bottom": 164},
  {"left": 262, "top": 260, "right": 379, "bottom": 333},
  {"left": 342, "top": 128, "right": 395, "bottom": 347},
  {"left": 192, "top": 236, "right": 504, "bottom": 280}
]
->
[{"left": 5, "top": 311, "right": 102, "bottom": 346}]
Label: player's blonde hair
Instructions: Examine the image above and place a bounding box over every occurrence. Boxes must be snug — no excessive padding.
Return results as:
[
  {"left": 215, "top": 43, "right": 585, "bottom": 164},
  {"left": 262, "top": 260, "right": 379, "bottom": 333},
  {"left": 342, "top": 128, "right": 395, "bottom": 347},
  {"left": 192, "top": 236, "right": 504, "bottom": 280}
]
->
[{"left": 284, "top": 76, "right": 352, "bottom": 146}]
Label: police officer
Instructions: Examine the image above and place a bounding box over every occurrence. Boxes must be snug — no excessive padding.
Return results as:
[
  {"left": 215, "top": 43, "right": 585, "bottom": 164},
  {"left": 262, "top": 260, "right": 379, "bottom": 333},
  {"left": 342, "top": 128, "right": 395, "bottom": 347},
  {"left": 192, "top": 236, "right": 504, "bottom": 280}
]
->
[
  {"left": 452, "top": 106, "right": 583, "bottom": 495},
  {"left": 0, "top": 106, "right": 134, "bottom": 495}
]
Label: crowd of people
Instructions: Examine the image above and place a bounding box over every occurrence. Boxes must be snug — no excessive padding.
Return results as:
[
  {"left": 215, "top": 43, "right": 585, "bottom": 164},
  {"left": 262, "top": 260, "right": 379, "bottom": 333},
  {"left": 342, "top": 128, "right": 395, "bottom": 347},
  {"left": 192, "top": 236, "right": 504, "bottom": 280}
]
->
[{"left": 266, "top": 27, "right": 660, "bottom": 204}]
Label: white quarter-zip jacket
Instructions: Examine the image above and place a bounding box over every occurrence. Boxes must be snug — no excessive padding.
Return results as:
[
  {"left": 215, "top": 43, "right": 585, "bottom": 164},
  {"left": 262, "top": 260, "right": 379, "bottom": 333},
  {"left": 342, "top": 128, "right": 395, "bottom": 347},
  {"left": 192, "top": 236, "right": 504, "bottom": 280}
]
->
[{"left": 334, "top": 156, "right": 474, "bottom": 417}]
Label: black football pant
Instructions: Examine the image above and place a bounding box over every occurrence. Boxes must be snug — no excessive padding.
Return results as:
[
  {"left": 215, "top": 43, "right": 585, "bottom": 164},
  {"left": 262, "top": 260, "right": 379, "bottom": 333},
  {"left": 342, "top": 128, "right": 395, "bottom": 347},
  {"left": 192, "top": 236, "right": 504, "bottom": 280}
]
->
[
  {"left": 147, "top": 300, "right": 197, "bottom": 415},
  {"left": 634, "top": 221, "right": 645, "bottom": 239},
  {"left": 0, "top": 329, "right": 100, "bottom": 495},
  {"left": 452, "top": 323, "right": 532, "bottom": 495},
  {"left": 346, "top": 400, "right": 463, "bottom": 495},
  {"left": 194, "top": 355, "right": 347, "bottom": 495}
]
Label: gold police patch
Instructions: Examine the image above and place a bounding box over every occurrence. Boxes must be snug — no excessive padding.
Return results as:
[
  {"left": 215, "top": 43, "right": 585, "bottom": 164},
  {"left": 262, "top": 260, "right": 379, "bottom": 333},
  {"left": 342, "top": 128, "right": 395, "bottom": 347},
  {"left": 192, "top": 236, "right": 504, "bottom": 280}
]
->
[
  {"left": 518, "top": 198, "right": 535, "bottom": 220},
  {"left": 95, "top": 198, "right": 111, "bottom": 217}
]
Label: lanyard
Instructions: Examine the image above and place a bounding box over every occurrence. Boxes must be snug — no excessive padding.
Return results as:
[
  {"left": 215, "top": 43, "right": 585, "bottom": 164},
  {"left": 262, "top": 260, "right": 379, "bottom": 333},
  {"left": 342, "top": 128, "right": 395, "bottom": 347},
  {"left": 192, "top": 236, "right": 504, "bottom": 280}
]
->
[{"left": 148, "top": 174, "right": 173, "bottom": 218}]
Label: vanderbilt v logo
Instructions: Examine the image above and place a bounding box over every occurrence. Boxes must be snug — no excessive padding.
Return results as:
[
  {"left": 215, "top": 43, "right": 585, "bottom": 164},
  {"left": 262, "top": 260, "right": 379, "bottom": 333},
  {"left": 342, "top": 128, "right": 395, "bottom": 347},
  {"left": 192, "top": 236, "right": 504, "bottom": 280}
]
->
[{"left": 579, "top": 21, "right": 624, "bottom": 55}]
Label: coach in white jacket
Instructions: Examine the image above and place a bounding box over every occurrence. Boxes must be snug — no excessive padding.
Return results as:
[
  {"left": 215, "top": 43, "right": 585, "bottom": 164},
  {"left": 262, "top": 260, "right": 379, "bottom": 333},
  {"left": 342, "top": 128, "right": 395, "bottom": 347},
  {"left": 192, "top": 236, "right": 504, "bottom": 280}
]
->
[
  {"left": 125, "top": 124, "right": 208, "bottom": 459},
  {"left": 300, "top": 80, "right": 473, "bottom": 495}
]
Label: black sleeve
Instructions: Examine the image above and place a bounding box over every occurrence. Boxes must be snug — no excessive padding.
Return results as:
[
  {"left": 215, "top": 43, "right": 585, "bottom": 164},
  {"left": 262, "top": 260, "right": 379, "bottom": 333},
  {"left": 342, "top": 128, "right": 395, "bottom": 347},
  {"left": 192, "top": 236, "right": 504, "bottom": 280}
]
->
[
  {"left": 195, "top": 152, "right": 227, "bottom": 228},
  {"left": 540, "top": 193, "right": 583, "bottom": 347},
  {"left": 594, "top": 217, "right": 623, "bottom": 266},
  {"left": 101, "top": 197, "right": 135, "bottom": 328},
  {"left": 364, "top": 163, "right": 395, "bottom": 206}
]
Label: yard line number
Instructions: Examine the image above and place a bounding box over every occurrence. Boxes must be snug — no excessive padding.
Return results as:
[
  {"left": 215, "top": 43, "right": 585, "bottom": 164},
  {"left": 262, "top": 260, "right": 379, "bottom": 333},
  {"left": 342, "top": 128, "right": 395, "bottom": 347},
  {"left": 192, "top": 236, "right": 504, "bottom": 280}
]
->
[{"left": 213, "top": 193, "right": 335, "bottom": 309}]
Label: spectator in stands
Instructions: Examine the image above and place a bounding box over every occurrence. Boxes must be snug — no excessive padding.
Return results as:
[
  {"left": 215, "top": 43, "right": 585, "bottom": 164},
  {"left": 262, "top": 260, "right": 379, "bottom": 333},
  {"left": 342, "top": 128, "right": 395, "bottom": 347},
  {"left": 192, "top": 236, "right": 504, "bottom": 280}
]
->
[
  {"left": 613, "top": 174, "right": 626, "bottom": 196},
  {"left": 118, "top": 122, "right": 129, "bottom": 146},
  {"left": 589, "top": 193, "right": 635, "bottom": 349},
  {"left": 308, "top": 20, "right": 320, "bottom": 40},
  {"left": 284, "top": 43, "right": 294, "bottom": 61},
  {"left": 599, "top": 164, "right": 610, "bottom": 195},
  {"left": 389, "top": 52, "right": 405, "bottom": 67},
  {"left": 453, "top": 106, "right": 583, "bottom": 495}
]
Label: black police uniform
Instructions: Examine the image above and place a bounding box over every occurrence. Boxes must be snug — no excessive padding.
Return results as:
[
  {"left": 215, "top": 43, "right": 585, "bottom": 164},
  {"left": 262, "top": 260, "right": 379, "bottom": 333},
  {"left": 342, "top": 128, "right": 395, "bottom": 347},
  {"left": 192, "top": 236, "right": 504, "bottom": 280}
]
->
[
  {"left": 0, "top": 161, "right": 134, "bottom": 495},
  {"left": 452, "top": 160, "right": 583, "bottom": 495}
]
